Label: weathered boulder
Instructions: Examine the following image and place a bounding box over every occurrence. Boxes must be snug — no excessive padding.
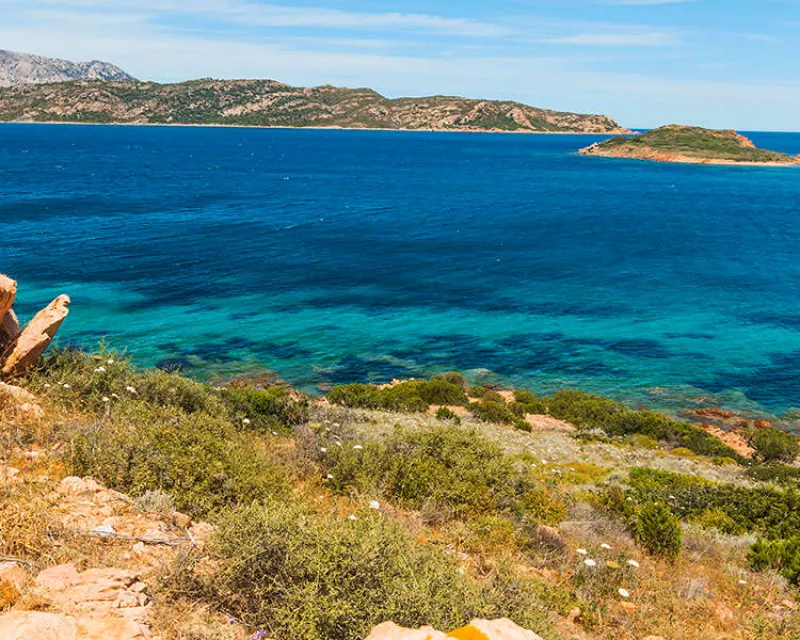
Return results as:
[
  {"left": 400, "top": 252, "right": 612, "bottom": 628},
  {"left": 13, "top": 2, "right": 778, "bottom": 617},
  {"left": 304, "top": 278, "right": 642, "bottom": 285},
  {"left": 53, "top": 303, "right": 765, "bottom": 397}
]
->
[
  {"left": 0, "top": 610, "right": 150, "bottom": 640},
  {"left": 1, "top": 294, "right": 70, "bottom": 376},
  {"left": 0, "top": 274, "right": 16, "bottom": 319},
  {"left": 0, "top": 382, "right": 45, "bottom": 419},
  {"left": 365, "top": 619, "right": 545, "bottom": 640},
  {"left": 0, "top": 309, "right": 20, "bottom": 354}
]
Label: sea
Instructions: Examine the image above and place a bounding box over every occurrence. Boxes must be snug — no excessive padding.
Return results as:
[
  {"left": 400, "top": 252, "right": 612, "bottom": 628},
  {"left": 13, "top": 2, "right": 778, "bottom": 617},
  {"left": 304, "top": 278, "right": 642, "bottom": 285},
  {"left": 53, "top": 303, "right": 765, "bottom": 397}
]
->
[{"left": 3, "top": 123, "right": 800, "bottom": 421}]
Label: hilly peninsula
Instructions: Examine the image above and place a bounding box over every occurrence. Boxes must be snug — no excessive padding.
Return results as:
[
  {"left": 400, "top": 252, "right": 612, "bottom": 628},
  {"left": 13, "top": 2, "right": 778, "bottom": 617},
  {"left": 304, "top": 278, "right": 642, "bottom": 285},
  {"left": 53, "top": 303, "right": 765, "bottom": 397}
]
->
[
  {"left": 579, "top": 125, "right": 799, "bottom": 165},
  {"left": 0, "top": 77, "right": 627, "bottom": 133}
]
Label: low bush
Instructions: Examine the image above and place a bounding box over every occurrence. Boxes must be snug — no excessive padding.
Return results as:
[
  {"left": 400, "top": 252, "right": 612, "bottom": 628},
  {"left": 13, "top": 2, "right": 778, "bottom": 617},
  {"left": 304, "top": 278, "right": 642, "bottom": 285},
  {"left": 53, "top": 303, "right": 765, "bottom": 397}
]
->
[
  {"left": 433, "top": 371, "right": 469, "bottom": 391},
  {"left": 326, "top": 379, "right": 466, "bottom": 413},
  {"left": 745, "top": 427, "right": 800, "bottom": 463},
  {"left": 71, "top": 405, "right": 287, "bottom": 518},
  {"left": 323, "top": 425, "right": 562, "bottom": 523},
  {"left": 747, "top": 463, "right": 800, "bottom": 487},
  {"left": 221, "top": 386, "right": 308, "bottom": 432},
  {"left": 616, "top": 468, "right": 800, "bottom": 540},
  {"left": 435, "top": 407, "right": 461, "bottom": 424},
  {"left": 748, "top": 536, "right": 800, "bottom": 586},
  {"left": 631, "top": 502, "right": 682, "bottom": 561},
  {"left": 468, "top": 400, "right": 516, "bottom": 425},
  {"left": 468, "top": 386, "right": 505, "bottom": 403},
  {"left": 183, "top": 502, "right": 556, "bottom": 640}
]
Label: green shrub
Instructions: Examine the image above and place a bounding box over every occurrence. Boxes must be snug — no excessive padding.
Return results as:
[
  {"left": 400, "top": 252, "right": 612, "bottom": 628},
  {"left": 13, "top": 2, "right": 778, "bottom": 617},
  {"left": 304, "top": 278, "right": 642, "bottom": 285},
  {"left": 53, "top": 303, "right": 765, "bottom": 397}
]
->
[
  {"left": 747, "top": 463, "right": 800, "bottom": 487},
  {"left": 617, "top": 468, "right": 800, "bottom": 541},
  {"left": 221, "top": 386, "right": 308, "bottom": 432},
  {"left": 745, "top": 428, "right": 800, "bottom": 463},
  {"left": 323, "top": 425, "right": 543, "bottom": 519},
  {"left": 513, "top": 389, "right": 544, "bottom": 405},
  {"left": 689, "top": 508, "right": 744, "bottom": 535},
  {"left": 184, "top": 502, "right": 555, "bottom": 640},
  {"left": 519, "top": 488, "right": 568, "bottom": 526},
  {"left": 468, "top": 401, "right": 516, "bottom": 425},
  {"left": 433, "top": 372, "right": 469, "bottom": 392},
  {"left": 468, "top": 386, "right": 505, "bottom": 403},
  {"left": 326, "top": 380, "right": 466, "bottom": 413},
  {"left": 631, "top": 503, "right": 682, "bottom": 561},
  {"left": 514, "top": 419, "right": 533, "bottom": 433},
  {"left": 435, "top": 407, "right": 462, "bottom": 425},
  {"left": 417, "top": 378, "right": 468, "bottom": 406},
  {"left": 748, "top": 536, "right": 800, "bottom": 586},
  {"left": 71, "top": 406, "right": 286, "bottom": 517}
]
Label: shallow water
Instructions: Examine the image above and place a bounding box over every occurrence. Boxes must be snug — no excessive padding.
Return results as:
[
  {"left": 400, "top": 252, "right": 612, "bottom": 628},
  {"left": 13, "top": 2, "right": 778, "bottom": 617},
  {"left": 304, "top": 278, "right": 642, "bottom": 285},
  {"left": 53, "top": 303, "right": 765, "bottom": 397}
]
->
[{"left": 3, "top": 123, "right": 800, "bottom": 417}]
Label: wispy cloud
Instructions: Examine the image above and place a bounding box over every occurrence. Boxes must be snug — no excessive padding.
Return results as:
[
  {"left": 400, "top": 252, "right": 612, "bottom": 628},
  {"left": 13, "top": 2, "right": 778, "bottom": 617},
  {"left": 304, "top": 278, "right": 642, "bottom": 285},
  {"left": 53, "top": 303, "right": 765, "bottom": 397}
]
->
[{"left": 546, "top": 32, "right": 682, "bottom": 46}]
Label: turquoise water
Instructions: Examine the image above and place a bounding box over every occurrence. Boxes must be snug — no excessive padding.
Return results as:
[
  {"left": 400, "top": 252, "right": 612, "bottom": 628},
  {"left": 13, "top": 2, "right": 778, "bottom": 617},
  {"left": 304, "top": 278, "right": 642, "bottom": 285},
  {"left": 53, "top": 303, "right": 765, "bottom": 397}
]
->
[{"left": 3, "top": 123, "right": 800, "bottom": 418}]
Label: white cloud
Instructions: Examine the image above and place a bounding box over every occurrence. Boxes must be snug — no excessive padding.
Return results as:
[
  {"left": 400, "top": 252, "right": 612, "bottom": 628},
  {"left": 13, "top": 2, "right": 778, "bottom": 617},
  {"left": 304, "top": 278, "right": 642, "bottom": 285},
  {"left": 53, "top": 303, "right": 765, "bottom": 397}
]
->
[{"left": 545, "top": 32, "right": 681, "bottom": 46}]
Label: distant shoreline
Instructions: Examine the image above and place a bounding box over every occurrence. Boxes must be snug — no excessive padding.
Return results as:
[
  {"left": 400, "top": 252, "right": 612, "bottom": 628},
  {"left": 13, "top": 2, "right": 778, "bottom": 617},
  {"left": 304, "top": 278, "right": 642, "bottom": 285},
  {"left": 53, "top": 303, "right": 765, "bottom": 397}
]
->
[{"left": 0, "top": 119, "right": 628, "bottom": 136}]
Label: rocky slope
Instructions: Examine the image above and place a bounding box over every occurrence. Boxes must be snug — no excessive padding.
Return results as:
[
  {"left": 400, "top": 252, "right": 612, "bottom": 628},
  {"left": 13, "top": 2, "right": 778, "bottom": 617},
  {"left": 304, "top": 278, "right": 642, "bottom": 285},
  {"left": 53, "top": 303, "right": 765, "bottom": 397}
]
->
[
  {"left": 579, "top": 125, "right": 799, "bottom": 165},
  {"left": 0, "top": 78, "right": 627, "bottom": 133},
  {"left": 0, "top": 49, "right": 136, "bottom": 87}
]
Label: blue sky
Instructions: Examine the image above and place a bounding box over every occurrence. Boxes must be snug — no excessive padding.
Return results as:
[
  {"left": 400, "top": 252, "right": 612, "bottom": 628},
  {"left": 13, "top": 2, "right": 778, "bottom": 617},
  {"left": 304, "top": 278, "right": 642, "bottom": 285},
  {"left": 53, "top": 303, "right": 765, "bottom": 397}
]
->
[{"left": 2, "top": 0, "right": 800, "bottom": 130}]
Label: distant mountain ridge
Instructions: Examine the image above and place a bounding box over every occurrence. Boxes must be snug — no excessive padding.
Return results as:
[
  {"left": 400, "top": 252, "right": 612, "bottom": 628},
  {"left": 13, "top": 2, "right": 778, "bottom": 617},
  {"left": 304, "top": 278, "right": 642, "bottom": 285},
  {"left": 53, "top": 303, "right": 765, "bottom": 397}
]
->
[{"left": 0, "top": 49, "right": 136, "bottom": 87}]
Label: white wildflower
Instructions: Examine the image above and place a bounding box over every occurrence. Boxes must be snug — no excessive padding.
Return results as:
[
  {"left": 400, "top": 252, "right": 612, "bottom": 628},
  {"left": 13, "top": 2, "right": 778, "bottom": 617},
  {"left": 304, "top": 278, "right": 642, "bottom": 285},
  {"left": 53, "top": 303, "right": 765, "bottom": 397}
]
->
[
  {"left": 94, "top": 366, "right": 106, "bottom": 373},
  {"left": 369, "top": 500, "right": 381, "bottom": 510},
  {"left": 618, "top": 588, "right": 630, "bottom": 598},
  {"left": 738, "top": 579, "right": 747, "bottom": 585},
  {"left": 242, "top": 418, "right": 251, "bottom": 425},
  {"left": 348, "top": 514, "right": 357, "bottom": 521},
  {"left": 335, "top": 441, "right": 343, "bottom": 447},
  {"left": 272, "top": 431, "right": 278, "bottom": 436},
  {"left": 601, "top": 543, "right": 612, "bottom": 550},
  {"left": 107, "top": 359, "right": 115, "bottom": 365},
  {"left": 326, "top": 474, "right": 334, "bottom": 480},
  {"left": 111, "top": 393, "right": 120, "bottom": 399},
  {"left": 126, "top": 386, "right": 137, "bottom": 394},
  {"left": 102, "top": 397, "right": 110, "bottom": 403},
  {"left": 63, "top": 383, "right": 71, "bottom": 389},
  {"left": 320, "top": 447, "right": 328, "bottom": 453},
  {"left": 584, "top": 559, "right": 597, "bottom": 567},
  {"left": 44, "top": 384, "right": 51, "bottom": 389},
  {"left": 576, "top": 548, "right": 588, "bottom": 556},
  {"left": 353, "top": 445, "right": 363, "bottom": 450},
  {"left": 627, "top": 559, "right": 640, "bottom": 568}
]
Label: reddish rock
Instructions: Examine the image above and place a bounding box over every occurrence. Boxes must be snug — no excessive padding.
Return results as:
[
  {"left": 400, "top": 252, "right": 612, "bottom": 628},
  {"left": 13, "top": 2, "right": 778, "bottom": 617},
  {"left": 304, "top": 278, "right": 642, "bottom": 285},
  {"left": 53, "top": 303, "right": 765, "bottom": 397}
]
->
[
  {"left": 0, "top": 274, "right": 16, "bottom": 320},
  {"left": 2, "top": 294, "right": 70, "bottom": 376},
  {"left": 365, "top": 619, "right": 545, "bottom": 640},
  {"left": 0, "top": 309, "right": 20, "bottom": 355}
]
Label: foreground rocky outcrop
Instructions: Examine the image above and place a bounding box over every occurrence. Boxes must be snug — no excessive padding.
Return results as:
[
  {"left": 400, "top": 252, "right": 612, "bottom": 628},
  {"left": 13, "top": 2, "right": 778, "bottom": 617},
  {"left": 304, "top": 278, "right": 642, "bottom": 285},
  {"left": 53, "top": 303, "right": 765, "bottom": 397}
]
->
[
  {"left": 0, "top": 274, "right": 70, "bottom": 377},
  {"left": 366, "top": 619, "right": 545, "bottom": 640},
  {"left": 0, "top": 78, "right": 628, "bottom": 134},
  {"left": 579, "top": 125, "right": 800, "bottom": 165}
]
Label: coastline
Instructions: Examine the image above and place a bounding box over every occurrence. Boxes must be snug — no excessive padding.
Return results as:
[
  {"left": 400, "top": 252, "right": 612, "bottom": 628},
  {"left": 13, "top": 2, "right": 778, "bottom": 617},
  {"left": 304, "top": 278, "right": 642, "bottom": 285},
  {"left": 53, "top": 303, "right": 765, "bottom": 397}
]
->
[
  {"left": 0, "top": 119, "right": 630, "bottom": 136},
  {"left": 579, "top": 149, "right": 800, "bottom": 167}
]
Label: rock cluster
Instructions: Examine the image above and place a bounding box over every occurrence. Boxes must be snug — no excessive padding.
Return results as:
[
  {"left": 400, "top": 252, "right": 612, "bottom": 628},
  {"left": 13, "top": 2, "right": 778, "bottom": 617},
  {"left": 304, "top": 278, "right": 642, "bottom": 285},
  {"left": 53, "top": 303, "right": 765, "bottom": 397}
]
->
[
  {"left": 1, "top": 274, "right": 70, "bottom": 376},
  {"left": 0, "top": 274, "right": 69, "bottom": 418}
]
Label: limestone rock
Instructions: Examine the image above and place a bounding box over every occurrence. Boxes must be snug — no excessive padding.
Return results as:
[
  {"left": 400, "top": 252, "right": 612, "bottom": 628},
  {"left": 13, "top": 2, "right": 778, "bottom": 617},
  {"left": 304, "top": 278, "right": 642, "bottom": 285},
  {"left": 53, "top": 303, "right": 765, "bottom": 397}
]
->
[
  {"left": 1, "top": 294, "right": 70, "bottom": 376},
  {"left": 0, "top": 610, "right": 150, "bottom": 640},
  {"left": 0, "top": 611, "right": 79, "bottom": 640},
  {"left": 0, "top": 382, "right": 45, "bottom": 419},
  {"left": 0, "top": 561, "right": 28, "bottom": 591},
  {"left": 365, "top": 621, "right": 447, "bottom": 640},
  {"left": 365, "top": 619, "right": 545, "bottom": 640}
]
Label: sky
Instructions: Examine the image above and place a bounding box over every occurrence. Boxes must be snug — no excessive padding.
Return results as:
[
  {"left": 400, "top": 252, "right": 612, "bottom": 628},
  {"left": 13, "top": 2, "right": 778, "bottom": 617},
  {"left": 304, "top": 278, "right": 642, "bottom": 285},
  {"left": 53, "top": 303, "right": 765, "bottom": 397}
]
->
[{"left": 2, "top": 0, "right": 800, "bottom": 130}]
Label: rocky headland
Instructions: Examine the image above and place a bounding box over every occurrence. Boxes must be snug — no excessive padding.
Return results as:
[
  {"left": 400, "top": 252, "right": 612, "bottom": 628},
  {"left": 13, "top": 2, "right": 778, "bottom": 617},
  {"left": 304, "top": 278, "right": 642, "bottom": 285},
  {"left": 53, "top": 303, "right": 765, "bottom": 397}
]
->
[
  {"left": 0, "top": 51, "right": 627, "bottom": 133},
  {"left": 579, "top": 125, "right": 800, "bottom": 165}
]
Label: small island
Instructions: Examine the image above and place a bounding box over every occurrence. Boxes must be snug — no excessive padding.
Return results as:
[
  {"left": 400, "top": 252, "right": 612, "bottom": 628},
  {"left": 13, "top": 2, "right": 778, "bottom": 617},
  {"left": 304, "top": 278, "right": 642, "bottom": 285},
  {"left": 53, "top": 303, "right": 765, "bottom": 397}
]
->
[{"left": 579, "top": 124, "right": 800, "bottom": 166}]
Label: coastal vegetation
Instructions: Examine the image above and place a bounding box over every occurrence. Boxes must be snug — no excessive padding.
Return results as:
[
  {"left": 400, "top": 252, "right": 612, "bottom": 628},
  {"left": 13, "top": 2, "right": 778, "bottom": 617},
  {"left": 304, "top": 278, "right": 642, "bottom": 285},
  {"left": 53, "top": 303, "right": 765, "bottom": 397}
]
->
[
  {"left": 579, "top": 125, "right": 799, "bottom": 165},
  {"left": 2, "top": 346, "right": 800, "bottom": 639}
]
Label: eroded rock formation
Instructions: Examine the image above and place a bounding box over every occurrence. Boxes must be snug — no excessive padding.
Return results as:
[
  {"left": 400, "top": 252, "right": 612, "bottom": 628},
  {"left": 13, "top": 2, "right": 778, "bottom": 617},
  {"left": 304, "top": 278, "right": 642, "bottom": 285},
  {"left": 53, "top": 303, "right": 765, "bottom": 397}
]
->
[{"left": 0, "top": 274, "right": 70, "bottom": 377}]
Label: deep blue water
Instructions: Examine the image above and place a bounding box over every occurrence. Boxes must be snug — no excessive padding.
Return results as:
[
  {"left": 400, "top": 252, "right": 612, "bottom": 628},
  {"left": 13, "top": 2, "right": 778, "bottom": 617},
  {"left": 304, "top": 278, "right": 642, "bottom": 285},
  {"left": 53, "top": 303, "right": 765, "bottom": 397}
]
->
[{"left": 3, "top": 123, "right": 800, "bottom": 418}]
